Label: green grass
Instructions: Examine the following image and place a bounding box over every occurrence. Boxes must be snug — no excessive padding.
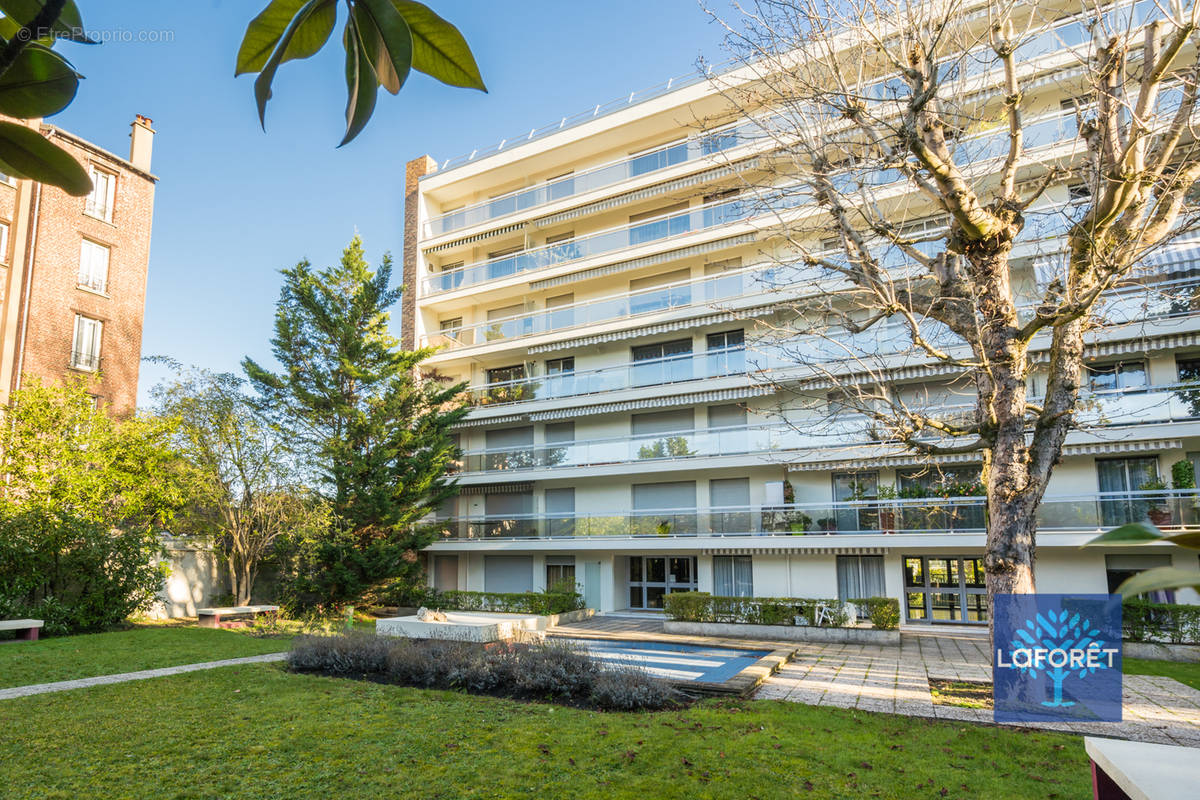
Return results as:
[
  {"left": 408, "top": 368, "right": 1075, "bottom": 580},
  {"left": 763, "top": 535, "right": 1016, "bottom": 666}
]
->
[
  {"left": 1125, "top": 657, "right": 1200, "bottom": 691},
  {"left": 0, "top": 626, "right": 290, "bottom": 689},
  {"left": 0, "top": 662, "right": 1089, "bottom": 800}
]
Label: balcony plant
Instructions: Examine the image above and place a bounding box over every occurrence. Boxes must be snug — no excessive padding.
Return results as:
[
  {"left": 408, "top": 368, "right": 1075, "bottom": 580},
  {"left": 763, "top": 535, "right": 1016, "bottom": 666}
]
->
[
  {"left": 1138, "top": 478, "right": 1172, "bottom": 527},
  {"left": 875, "top": 485, "right": 898, "bottom": 534}
]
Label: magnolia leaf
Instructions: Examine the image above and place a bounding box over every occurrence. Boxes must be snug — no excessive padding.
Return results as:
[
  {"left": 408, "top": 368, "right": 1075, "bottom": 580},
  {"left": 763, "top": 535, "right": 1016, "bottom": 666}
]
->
[
  {"left": 235, "top": 0, "right": 309, "bottom": 75},
  {"left": 0, "top": 44, "right": 79, "bottom": 118},
  {"left": 1164, "top": 530, "right": 1200, "bottom": 549},
  {"left": 0, "top": 0, "right": 95, "bottom": 43},
  {"left": 340, "top": 13, "right": 378, "bottom": 147},
  {"left": 0, "top": 14, "right": 52, "bottom": 45},
  {"left": 357, "top": 0, "right": 412, "bottom": 96},
  {"left": 1116, "top": 566, "right": 1200, "bottom": 597},
  {"left": 253, "top": 0, "right": 337, "bottom": 127},
  {"left": 392, "top": 0, "right": 485, "bottom": 90},
  {"left": 0, "top": 120, "right": 90, "bottom": 195},
  {"left": 1083, "top": 521, "right": 1164, "bottom": 546}
]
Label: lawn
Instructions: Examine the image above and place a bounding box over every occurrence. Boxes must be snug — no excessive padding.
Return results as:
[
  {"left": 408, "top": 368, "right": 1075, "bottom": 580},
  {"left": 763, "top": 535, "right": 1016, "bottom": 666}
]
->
[
  {"left": 1125, "top": 657, "right": 1200, "bottom": 691},
  {"left": 0, "top": 662, "right": 1090, "bottom": 800},
  {"left": 0, "top": 626, "right": 290, "bottom": 689}
]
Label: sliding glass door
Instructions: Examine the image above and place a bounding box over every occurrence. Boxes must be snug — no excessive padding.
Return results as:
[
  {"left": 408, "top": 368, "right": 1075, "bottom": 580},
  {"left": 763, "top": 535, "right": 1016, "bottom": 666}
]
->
[
  {"left": 628, "top": 556, "right": 697, "bottom": 609},
  {"left": 903, "top": 555, "right": 987, "bottom": 624}
]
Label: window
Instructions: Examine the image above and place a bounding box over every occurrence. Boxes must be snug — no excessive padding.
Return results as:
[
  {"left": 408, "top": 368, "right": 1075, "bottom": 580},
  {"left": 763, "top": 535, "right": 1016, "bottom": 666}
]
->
[
  {"left": 902, "top": 555, "right": 987, "bottom": 623},
  {"left": 545, "top": 292, "right": 574, "bottom": 330},
  {"left": 483, "top": 427, "right": 534, "bottom": 472},
  {"left": 702, "top": 189, "right": 741, "bottom": 227},
  {"left": 85, "top": 167, "right": 116, "bottom": 222},
  {"left": 710, "top": 477, "right": 750, "bottom": 534},
  {"left": 706, "top": 329, "right": 745, "bottom": 376},
  {"left": 545, "top": 357, "right": 575, "bottom": 398},
  {"left": 483, "top": 364, "right": 527, "bottom": 404},
  {"left": 78, "top": 239, "right": 111, "bottom": 293},
  {"left": 439, "top": 317, "right": 463, "bottom": 341},
  {"left": 545, "top": 488, "right": 575, "bottom": 538},
  {"left": 836, "top": 555, "right": 886, "bottom": 611},
  {"left": 546, "top": 556, "right": 576, "bottom": 589},
  {"left": 1068, "top": 183, "right": 1091, "bottom": 202},
  {"left": 71, "top": 314, "right": 102, "bottom": 371},
  {"left": 1086, "top": 360, "right": 1147, "bottom": 392},
  {"left": 1097, "top": 457, "right": 1162, "bottom": 526},
  {"left": 546, "top": 171, "right": 575, "bottom": 201},
  {"left": 631, "top": 338, "right": 692, "bottom": 385},
  {"left": 832, "top": 472, "right": 879, "bottom": 532},
  {"left": 1105, "top": 554, "right": 1175, "bottom": 603},
  {"left": 700, "top": 128, "right": 739, "bottom": 155},
  {"left": 629, "top": 268, "right": 691, "bottom": 315},
  {"left": 713, "top": 556, "right": 753, "bottom": 597},
  {"left": 629, "top": 139, "right": 687, "bottom": 177},
  {"left": 484, "top": 303, "right": 529, "bottom": 341},
  {"left": 628, "top": 202, "right": 690, "bottom": 245},
  {"left": 707, "top": 403, "right": 746, "bottom": 429}
]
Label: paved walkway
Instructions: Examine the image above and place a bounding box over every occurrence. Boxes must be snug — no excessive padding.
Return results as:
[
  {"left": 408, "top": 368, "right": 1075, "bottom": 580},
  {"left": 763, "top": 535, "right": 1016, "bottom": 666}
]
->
[{"left": 0, "top": 652, "right": 286, "bottom": 701}]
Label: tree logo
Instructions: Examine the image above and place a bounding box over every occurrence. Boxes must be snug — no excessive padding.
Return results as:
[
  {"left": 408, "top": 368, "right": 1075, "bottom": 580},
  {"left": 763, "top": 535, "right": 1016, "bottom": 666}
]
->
[{"left": 993, "top": 594, "right": 1122, "bottom": 723}]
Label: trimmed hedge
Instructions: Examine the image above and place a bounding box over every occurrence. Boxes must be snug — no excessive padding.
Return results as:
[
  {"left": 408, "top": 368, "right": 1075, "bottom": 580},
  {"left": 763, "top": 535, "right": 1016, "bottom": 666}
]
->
[
  {"left": 663, "top": 592, "right": 852, "bottom": 628},
  {"left": 288, "top": 633, "right": 683, "bottom": 711},
  {"left": 436, "top": 589, "right": 584, "bottom": 616},
  {"left": 1122, "top": 599, "right": 1200, "bottom": 644},
  {"left": 852, "top": 597, "right": 901, "bottom": 631}
]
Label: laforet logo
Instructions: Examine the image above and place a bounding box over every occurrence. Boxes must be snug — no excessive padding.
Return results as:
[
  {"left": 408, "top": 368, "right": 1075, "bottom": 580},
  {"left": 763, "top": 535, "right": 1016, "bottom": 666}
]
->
[{"left": 993, "top": 594, "right": 1123, "bottom": 723}]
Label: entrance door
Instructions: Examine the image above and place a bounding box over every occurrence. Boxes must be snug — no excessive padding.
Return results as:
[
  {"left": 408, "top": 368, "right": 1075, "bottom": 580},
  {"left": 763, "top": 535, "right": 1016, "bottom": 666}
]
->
[
  {"left": 628, "top": 555, "right": 697, "bottom": 609},
  {"left": 582, "top": 561, "right": 601, "bottom": 609}
]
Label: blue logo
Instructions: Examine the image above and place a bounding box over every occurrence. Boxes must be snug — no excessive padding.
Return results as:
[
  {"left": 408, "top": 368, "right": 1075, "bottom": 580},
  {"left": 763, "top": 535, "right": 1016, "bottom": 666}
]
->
[{"left": 992, "top": 594, "right": 1122, "bottom": 722}]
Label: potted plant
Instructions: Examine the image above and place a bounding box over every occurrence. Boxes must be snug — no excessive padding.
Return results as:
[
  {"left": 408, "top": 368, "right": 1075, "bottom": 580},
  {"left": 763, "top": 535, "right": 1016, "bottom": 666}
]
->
[
  {"left": 876, "top": 485, "right": 898, "bottom": 533},
  {"left": 1139, "top": 478, "right": 1172, "bottom": 526},
  {"left": 817, "top": 517, "right": 837, "bottom": 533}
]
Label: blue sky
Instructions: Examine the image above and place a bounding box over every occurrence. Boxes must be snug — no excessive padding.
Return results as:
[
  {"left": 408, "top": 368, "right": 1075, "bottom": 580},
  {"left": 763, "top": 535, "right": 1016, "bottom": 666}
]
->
[{"left": 46, "top": 1, "right": 732, "bottom": 406}]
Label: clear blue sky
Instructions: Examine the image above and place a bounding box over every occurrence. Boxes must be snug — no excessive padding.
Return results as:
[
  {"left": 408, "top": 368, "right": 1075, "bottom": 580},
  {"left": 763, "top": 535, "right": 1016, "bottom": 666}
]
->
[{"left": 46, "top": 1, "right": 732, "bottom": 407}]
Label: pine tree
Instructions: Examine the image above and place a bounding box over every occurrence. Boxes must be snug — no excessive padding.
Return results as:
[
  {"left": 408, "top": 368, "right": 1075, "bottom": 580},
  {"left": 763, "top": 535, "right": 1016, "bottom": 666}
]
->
[{"left": 243, "top": 236, "right": 466, "bottom": 608}]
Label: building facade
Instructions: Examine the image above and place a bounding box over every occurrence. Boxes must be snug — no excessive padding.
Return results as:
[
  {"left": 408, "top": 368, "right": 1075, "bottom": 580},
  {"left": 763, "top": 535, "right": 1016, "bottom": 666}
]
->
[
  {"left": 0, "top": 115, "right": 157, "bottom": 416},
  {"left": 403, "top": 3, "right": 1200, "bottom": 621}
]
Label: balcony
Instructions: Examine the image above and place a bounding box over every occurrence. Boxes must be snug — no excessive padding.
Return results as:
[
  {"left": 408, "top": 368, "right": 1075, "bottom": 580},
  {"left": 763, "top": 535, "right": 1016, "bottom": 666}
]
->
[
  {"left": 69, "top": 350, "right": 101, "bottom": 371},
  {"left": 424, "top": 193, "right": 782, "bottom": 295},
  {"left": 459, "top": 385, "right": 1200, "bottom": 475},
  {"left": 433, "top": 490, "right": 1200, "bottom": 541}
]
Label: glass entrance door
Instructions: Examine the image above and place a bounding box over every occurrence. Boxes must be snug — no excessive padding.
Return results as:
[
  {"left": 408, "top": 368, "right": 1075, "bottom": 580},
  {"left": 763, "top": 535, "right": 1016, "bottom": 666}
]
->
[
  {"left": 903, "top": 555, "right": 987, "bottom": 624},
  {"left": 628, "top": 555, "right": 697, "bottom": 609}
]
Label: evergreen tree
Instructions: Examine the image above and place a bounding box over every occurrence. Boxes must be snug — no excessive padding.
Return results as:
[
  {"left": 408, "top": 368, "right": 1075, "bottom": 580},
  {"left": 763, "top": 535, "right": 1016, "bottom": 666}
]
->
[{"left": 243, "top": 236, "right": 466, "bottom": 608}]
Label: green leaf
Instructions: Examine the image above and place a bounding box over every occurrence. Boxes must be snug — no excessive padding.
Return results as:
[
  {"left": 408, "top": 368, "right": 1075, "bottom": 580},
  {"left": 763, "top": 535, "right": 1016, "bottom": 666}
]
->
[
  {"left": 0, "top": 14, "right": 52, "bottom": 45},
  {"left": 356, "top": 0, "right": 412, "bottom": 95},
  {"left": 0, "top": 0, "right": 95, "bottom": 44},
  {"left": 1116, "top": 566, "right": 1200, "bottom": 597},
  {"left": 235, "top": 0, "right": 308, "bottom": 75},
  {"left": 0, "top": 44, "right": 78, "bottom": 118},
  {"left": 1083, "top": 521, "right": 1165, "bottom": 546},
  {"left": 392, "top": 0, "right": 485, "bottom": 91},
  {"left": 0, "top": 120, "right": 90, "bottom": 195},
  {"left": 1164, "top": 530, "right": 1200, "bottom": 549},
  {"left": 236, "top": 0, "right": 336, "bottom": 76},
  {"left": 253, "top": 0, "right": 337, "bottom": 128},
  {"left": 340, "top": 13, "right": 379, "bottom": 147}
]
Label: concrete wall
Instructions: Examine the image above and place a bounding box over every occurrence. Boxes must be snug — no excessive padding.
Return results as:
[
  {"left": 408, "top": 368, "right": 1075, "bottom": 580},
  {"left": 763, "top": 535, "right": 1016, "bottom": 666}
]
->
[{"left": 149, "top": 540, "right": 227, "bottom": 619}]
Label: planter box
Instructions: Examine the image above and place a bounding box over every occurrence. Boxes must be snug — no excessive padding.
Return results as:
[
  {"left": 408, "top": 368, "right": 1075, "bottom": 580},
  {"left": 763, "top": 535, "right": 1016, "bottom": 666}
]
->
[
  {"left": 1124, "top": 641, "right": 1200, "bottom": 663},
  {"left": 664, "top": 620, "right": 899, "bottom": 645}
]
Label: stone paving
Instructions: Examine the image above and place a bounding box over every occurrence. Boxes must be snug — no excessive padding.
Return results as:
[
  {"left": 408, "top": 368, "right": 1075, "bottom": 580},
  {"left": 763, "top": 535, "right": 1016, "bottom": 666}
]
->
[
  {"left": 756, "top": 628, "right": 1200, "bottom": 748},
  {"left": 0, "top": 652, "right": 287, "bottom": 701}
]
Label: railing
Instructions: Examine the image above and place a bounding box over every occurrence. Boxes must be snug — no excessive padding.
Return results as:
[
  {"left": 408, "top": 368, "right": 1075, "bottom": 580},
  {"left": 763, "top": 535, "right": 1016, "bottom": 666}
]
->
[
  {"left": 70, "top": 350, "right": 101, "bottom": 371},
  {"left": 459, "top": 385, "right": 1200, "bottom": 474},
  {"left": 433, "top": 490, "right": 1200, "bottom": 540}
]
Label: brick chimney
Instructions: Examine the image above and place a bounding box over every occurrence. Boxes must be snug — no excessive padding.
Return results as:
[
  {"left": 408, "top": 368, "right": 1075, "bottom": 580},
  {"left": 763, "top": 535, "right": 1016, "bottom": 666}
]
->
[{"left": 129, "top": 114, "right": 154, "bottom": 172}]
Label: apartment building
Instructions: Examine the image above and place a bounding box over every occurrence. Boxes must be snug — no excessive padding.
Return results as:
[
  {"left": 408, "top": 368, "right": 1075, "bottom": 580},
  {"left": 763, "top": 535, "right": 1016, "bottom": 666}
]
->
[
  {"left": 403, "top": 1, "right": 1200, "bottom": 622},
  {"left": 0, "top": 115, "right": 157, "bottom": 416}
]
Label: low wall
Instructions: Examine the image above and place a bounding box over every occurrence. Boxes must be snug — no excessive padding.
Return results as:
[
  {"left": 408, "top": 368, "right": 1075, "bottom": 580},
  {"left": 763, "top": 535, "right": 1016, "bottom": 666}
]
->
[
  {"left": 665, "top": 620, "right": 899, "bottom": 645},
  {"left": 1124, "top": 641, "right": 1200, "bottom": 663},
  {"left": 546, "top": 608, "right": 594, "bottom": 626},
  {"left": 148, "top": 539, "right": 228, "bottom": 619}
]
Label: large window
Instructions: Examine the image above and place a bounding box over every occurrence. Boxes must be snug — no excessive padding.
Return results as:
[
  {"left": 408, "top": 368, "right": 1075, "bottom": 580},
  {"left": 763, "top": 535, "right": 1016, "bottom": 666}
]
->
[
  {"left": 85, "top": 167, "right": 116, "bottom": 222},
  {"left": 546, "top": 556, "right": 576, "bottom": 590},
  {"left": 544, "top": 357, "right": 575, "bottom": 398},
  {"left": 1097, "top": 456, "right": 1161, "bottom": 526},
  {"left": 629, "top": 140, "right": 687, "bottom": 177},
  {"left": 483, "top": 364, "right": 527, "bottom": 404},
  {"left": 837, "top": 555, "right": 886, "bottom": 612},
  {"left": 631, "top": 338, "right": 692, "bottom": 386},
  {"left": 1086, "top": 360, "right": 1148, "bottom": 392},
  {"left": 628, "top": 202, "right": 690, "bottom": 246},
  {"left": 71, "top": 314, "right": 102, "bottom": 371},
  {"left": 903, "top": 555, "right": 987, "bottom": 623},
  {"left": 706, "top": 329, "right": 745, "bottom": 376},
  {"left": 832, "top": 472, "right": 879, "bottom": 532},
  {"left": 628, "top": 555, "right": 696, "bottom": 609},
  {"left": 713, "top": 556, "right": 753, "bottom": 597},
  {"left": 78, "top": 239, "right": 111, "bottom": 293}
]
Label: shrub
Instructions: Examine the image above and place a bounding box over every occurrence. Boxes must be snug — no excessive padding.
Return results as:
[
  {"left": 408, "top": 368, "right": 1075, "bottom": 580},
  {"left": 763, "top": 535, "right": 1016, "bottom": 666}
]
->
[
  {"left": 590, "top": 668, "right": 684, "bottom": 711},
  {"left": 436, "top": 588, "right": 584, "bottom": 615},
  {"left": 1122, "top": 599, "right": 1200, "bottom": 644},
  {"left": 0, "top": 511, "right": 168, "bottom": 636},
  {"left": 288, "top": 633, "right": 392, "bottom": 675},
  {"left": 289, "top": 634, "right": 679, "bottom": 710},
  {"left": 663, "top": 592, "right": 852, "bottom": 627},
  {"left": 853, "top": 597, "right": 901, "bottom": 630}
]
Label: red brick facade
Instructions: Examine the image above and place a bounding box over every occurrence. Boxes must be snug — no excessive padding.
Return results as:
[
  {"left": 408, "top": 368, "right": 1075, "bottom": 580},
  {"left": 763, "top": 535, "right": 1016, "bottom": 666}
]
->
[{"left": 0, "top": 119, "right": 157, "bottom": 416}]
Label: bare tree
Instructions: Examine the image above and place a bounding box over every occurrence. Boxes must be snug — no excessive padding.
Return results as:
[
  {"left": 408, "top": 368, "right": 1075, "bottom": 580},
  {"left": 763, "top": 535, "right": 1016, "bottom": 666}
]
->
[{"left": 701, "top": 0, "right": 1200, "bottom": 601}]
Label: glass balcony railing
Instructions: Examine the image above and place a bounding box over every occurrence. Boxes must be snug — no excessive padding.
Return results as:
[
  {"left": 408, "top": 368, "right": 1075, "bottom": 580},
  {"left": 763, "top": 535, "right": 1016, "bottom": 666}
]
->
[
  {"left": 459, "top": 384, "right": 1200, "bottom": 475},
  {"left": 428, "top": 261, "right": 817, "bottom": 350},
  {"left": 433, "top": 490, "right": 1200, "bottom": 540}
]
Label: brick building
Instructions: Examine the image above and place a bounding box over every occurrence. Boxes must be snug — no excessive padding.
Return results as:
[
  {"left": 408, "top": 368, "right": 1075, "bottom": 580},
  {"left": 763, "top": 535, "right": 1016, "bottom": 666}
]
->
[{"left": 0, "top": 115, "right": 157, "bottom": 415}]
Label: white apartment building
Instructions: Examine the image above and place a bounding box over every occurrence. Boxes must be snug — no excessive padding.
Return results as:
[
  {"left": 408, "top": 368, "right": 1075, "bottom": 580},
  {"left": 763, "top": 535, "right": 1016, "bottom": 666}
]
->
[{"left": 402, "top": 1, "right": 1200, "bottom": 623}]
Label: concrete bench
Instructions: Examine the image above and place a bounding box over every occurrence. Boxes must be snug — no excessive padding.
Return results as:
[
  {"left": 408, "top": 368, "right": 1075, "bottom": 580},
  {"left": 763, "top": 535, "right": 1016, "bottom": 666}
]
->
[
  {"left": 1085, "top": 736, "right": 1199, "bottom": 799},
  {"left": 196, "top": 605, "right": 279, "bottom": 628},
  {"left": 0, "top": 619, "right": 44, "bottom": 641}
]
